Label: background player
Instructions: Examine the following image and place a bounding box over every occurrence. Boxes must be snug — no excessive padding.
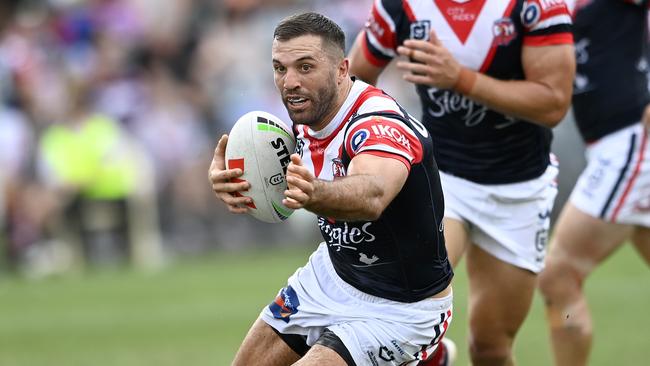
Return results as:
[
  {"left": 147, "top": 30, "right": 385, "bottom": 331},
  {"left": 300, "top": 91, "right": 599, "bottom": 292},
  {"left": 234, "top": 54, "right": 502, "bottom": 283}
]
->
[
  {"left": 210, "top": 12, "right": 453, "bottom": 365},
  {"left": 539, "top": 1, "right": 650, "bottom": 365},
  {"left": 348, "top": 1, "right": 575, "bottom": 365}
]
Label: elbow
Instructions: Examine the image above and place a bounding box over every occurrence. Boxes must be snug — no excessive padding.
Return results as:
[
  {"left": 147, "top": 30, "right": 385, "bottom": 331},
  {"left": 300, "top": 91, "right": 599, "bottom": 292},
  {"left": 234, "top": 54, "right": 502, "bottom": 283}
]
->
[
  {"left": 365, "top": 206, "right": 383, "bottom": 221},
  {"left": 542, "top": 109, "right": 567, "bottom": 128},
  {"left": 538, "top": 98, "right": 571, "bottom": 128},
  {"left": 362, "top": 197, "right": 387, "bottom": 221}
]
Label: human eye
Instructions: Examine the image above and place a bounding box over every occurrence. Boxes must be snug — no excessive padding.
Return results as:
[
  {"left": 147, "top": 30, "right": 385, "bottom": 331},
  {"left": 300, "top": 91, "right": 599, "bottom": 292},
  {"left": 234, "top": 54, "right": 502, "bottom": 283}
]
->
[
  {"left": 300, "top": 64, "right": 312, "bottom": 72},
  {"left": 273, "top": 64, "right": 286, "bottom": 73}
]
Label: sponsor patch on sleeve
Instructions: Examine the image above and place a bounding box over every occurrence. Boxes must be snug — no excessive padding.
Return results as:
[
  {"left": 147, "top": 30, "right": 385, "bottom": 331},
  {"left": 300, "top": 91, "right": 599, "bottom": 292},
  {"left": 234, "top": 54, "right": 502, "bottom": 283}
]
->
[{"left": 345, "top": 116, "right": 423, "bottom": 169}]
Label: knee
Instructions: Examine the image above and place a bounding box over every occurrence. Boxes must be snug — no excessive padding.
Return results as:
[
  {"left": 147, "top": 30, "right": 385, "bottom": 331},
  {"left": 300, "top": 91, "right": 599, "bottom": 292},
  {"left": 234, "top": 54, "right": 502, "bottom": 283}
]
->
[
  {"left": 468, "top": 335, "right": 512, "bottom": 366},
  {"left": 538, "top": 258, "right": 583, "bottom": 303}
]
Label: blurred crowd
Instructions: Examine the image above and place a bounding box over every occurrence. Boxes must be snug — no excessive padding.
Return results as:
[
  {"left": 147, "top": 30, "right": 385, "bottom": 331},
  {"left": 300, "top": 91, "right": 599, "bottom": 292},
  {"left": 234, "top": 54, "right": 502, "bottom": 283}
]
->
[{"left": 0, "top": 0, "right": 376, "bottom": 276}]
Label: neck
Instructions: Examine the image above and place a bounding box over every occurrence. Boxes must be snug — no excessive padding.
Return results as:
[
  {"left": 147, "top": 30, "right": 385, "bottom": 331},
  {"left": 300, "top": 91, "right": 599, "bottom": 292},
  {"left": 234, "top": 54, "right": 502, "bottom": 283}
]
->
[{"left": 311, "top": 76, "right": 353, "bottom": 131}]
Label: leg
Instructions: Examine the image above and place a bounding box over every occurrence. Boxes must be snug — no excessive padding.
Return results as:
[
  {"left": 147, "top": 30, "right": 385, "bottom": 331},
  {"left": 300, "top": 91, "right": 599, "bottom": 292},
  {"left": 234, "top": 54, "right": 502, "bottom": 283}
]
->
[
  {"left": 631, "top": 226, "right": 650, "bottom": 266},
  {"left": 538, "top": 203, "right": 631, "bottom": 366},
  {"left": 465, "top": 244, "right": 536, "bottom": 366},
  {"left": 232, "top": 318, "right": 302, "bottom": 366},
  {"left": 443, "top": 217, "right": 470, "bottom": 268},
  {"left": 293, "top": 345, "right": 348, "bottom": 366}
]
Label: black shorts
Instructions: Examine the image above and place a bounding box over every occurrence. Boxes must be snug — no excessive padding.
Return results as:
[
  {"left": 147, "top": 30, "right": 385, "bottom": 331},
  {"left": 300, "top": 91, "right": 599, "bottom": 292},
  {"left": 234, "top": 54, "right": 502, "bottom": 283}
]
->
[{"left": 271, "top": 327, "right": 356, "bottom": 365}]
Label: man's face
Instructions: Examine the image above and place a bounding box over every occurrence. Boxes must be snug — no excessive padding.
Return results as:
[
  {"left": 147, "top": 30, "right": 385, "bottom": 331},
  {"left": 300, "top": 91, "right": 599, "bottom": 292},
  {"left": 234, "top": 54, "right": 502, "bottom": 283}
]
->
[{"left": 272, "top": 35, "right": 339, "bottom": 127}]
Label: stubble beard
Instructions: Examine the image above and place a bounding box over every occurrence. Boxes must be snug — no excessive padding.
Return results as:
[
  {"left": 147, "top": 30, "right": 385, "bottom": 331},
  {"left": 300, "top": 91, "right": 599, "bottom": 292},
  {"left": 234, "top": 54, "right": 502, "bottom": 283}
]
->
[{"left": 285, "top": 78, "right": 338, "bottom": 127}]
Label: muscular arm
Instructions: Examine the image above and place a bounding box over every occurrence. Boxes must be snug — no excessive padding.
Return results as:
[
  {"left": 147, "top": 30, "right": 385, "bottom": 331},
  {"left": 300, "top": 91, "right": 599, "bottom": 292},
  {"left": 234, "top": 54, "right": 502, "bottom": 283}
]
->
[
  {"left": 468, "top": 44, "right": 576, "bottom": 127},
  {"left": 348, "top": 31, "right": 386, "bottom": 86},
  {"left": 396, "top": 30, "right": 576, "bottom": 128},
  {"left": 283, "top": 153, "right": 408, "bottom": 221}
]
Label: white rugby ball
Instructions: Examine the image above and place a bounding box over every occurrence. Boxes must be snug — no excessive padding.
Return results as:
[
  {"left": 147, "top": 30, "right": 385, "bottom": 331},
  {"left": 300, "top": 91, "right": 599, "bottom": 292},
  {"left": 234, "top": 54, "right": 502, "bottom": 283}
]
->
[{"left": 225, "top": 111, "right": 296, "bottom": 223}]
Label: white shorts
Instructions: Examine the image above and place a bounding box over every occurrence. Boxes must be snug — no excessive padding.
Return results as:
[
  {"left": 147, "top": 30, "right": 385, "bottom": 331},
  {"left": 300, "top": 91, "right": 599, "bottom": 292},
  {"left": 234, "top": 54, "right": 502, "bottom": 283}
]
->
[
  {"left": 570, "top": 123, "right": 650, "bottom": 227},
  {"left": 260, "top": 243, "right": 453, "bottom": 366},
  {"left": 441, "top": 161, "right": 559, "bottom": 273}
]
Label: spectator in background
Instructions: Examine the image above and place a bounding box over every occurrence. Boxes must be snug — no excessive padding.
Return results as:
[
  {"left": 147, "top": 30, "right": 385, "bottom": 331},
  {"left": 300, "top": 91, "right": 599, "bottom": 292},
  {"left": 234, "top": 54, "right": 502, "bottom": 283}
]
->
[
  {"left": 539, "top": 2, "right": 650, "bottom": 366},
  {"left": 37, "top": 75, "right": 141, "bottom": 267},
  {"left": 0, "top": 100, "right": 35, "bottom": 269}
]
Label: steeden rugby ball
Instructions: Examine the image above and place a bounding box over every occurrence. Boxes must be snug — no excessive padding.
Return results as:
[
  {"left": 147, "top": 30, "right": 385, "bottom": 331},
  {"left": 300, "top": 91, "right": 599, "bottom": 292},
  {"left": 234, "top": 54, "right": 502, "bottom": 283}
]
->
[{"left": 225, "top": 111, "right": 296, "bottom": 223}]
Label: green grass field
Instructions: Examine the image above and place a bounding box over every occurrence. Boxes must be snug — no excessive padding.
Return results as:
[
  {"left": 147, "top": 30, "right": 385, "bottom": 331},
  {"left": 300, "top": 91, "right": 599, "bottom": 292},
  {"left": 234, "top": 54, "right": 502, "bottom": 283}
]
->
[{"left": 0, "top": 244, "right": 648, "bottom": 366}]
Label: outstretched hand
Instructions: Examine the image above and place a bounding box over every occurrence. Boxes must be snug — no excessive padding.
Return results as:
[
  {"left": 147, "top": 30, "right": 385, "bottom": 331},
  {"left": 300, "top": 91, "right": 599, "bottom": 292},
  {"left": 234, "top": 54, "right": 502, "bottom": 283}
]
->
[
  {"left": 208, "top": 134, "right": 253, "bottom": 214},
  {"left": 283, "top": 154, "right": 317, "bottom": 210},
  {"left": 395, "top": 29, "right": 462, "bottom": 89}
]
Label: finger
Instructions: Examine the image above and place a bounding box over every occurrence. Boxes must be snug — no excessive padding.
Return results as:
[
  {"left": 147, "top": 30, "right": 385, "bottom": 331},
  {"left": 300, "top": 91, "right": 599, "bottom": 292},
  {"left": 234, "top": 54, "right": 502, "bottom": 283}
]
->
[
  {"left": 286, "top": 175, "right": 313, "bottom": 196},
  {"left": 428, "top": 28, "right": 442, "bottom": 46},
  {"left": 402, "top": 73, "right": 434, "bottom": 85},
  {"left": 283, "top": 190, "right": 309, "bottom": 208},
  {"left": 212, "top": 179, "right": 250, "bottom": 193},
  {"left": 217, "top": 191, "right": 253, "bottom": 206},
  {"left": 397, "top": 45, "right": 417, "bottom": 59},
  {"left": 401, "top": 39, "right": 436, "bottom": 54},
  {"left": 210, "top": 135, "right": 229, "bottom": 171},
  {"left": 287, "top": 161, "right": 314, "bottom": 181},
  {"left": 215, "top": 134, "right": 228, "bottom": 160},
  {"left": 395, "top": 61, "right": 431, "bottom": 75},
  {"left": 289, "top": 154, "right": 303, "bottom": 165},
  {"left": 282, "top": 197, "right": 303, "bottom": 210},
  {"left": 209, "top": 168, "right": 247, "bottom": 186}
]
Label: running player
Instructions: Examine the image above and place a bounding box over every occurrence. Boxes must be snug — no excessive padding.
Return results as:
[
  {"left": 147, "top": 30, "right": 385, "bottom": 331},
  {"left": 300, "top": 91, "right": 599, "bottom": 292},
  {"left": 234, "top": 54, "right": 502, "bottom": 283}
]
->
[
  {"left": 348, "top": 1, "right": 575, "bottom": 365},
  {"left": 539, "top": 1, "right": 650, "bottom": 365},
  {"left": 210, "top": 12, "right": 453, "bottom": 365}
]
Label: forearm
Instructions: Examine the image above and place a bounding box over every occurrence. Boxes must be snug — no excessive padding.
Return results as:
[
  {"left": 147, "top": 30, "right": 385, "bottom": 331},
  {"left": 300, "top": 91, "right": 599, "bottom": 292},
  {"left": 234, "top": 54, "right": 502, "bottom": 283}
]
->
[
  {"left": 306, "top": 175, "right": 386, "bottom": 221},
  {"left": 463, "top": 73, "right": 571, "bottom": 128}
]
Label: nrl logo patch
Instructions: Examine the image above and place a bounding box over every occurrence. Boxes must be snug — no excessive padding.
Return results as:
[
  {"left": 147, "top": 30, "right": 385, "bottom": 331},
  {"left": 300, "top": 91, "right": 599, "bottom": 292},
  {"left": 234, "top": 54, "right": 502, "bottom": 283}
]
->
[{"left": 410, "top": 20, "right": 431, "bottom": 40}]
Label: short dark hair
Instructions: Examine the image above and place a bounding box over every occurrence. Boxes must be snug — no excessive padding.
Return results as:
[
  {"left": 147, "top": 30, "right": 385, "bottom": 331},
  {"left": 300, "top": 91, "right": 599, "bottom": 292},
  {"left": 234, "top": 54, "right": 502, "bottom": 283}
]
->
[{"left": 273, "top": 12, "right": 345, "bottom": 56}]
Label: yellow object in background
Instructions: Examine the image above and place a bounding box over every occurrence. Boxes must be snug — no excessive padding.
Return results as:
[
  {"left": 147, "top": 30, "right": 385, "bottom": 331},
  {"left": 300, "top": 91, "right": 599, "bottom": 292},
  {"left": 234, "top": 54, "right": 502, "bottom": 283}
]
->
[{"left": 40, "top": 114, "right": 137, "bottom": 200}]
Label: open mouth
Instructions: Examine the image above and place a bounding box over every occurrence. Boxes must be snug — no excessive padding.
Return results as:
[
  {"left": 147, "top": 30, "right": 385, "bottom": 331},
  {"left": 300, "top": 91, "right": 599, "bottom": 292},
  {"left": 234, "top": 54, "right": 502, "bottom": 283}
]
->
[{"left": 286, "top": 96, "right": 309, "bottom": 109}]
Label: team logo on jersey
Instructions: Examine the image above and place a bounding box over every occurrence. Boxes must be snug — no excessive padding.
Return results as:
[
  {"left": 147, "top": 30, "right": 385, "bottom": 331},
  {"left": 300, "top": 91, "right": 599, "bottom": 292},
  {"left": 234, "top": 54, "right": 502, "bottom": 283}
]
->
[
  {"left": 268, "top": 285, "right": 300, "bottom": 323},
  {"left": 409, "top": 20, "right": 431, "bottom": 40},
  {"left": 331, "top": 158, "right": 346, "bottom": 178},
  {"left": 522, "top": 1, "right": 541, "bottom": 28},
  {"left": 493, "top": 17, "right": 516, "bottom": 46},
  {"left": 379, "top": 346, "right": 395, "bottom": 361},
  {"left": 351, "top": 128, "right": 370, "bottom": 152}
]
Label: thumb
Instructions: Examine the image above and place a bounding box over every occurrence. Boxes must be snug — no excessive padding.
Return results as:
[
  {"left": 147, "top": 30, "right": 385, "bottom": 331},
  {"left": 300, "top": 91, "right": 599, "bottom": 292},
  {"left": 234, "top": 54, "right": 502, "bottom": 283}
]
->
[
  {"left": 290, "top": 153, "right": 303, "bottom": 166},
  {"left": 212, "top": 134, "right": 229, "bottom": 169}
]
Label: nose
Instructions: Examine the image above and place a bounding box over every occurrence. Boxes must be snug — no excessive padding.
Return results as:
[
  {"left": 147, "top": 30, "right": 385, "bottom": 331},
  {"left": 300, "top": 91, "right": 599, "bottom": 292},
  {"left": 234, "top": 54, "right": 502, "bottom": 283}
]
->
[{"left": 283, "top": 68, "right": 300, "bottom": 91}]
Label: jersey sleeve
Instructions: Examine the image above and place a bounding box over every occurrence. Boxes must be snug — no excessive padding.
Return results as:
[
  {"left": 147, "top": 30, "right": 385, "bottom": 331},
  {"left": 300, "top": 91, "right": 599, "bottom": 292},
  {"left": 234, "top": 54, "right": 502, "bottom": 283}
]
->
[
  {"left": 344, "top": 114, "right": 424, "bottom": 172},
  {"left": 520, "top": 0, "right": 574, "bottom": 46},
  {"left": 361, "top": 0, "right": 408, "bottom": 67}
]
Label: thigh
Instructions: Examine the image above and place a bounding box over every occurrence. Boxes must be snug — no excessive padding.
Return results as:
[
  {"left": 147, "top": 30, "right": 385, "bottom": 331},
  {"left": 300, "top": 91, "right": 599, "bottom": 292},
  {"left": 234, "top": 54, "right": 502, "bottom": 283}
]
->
[
  {"left": 294, "top": 345, "right": 348, "bottom": 366},
  {"left": 546, "top": 203, "right": 632, "bottom": 277},
  {"left": 466, "top": 244, "right": 536, "bottom": 342},
  {"left": 232, "top": 318, "right": 301, "bottom": 366},
  {"left": 443, "top": 217, "right": 470, "bottom": 268},
  {"left": 632, "top": 226, "right": 650, "bottom": 266}
]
